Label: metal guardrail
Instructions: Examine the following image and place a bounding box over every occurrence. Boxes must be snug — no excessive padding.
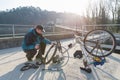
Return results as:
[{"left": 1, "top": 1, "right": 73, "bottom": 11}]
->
[
  {"left": 0, "top": 24, "right": 62, "bottom": 38},
  {"left": 0, "top": 24, "right": 120, "bottom": 38},
  {"left": 0, "top": 24, "right": 73, "bottom": 39},
  {"left": 0, "top": 24, "right": 34, "bottom": 38}
]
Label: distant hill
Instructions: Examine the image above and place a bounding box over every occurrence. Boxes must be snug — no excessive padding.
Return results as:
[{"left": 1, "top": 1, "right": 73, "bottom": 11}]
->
[{"left": 0, "top": 6, "right": 80, "bottom": 26}]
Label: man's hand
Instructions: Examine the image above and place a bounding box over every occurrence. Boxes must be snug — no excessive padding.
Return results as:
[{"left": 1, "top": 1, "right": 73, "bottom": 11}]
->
[
  {"left": 51, "top": 42, "right": 56, "bottom": 45},
  {"left": 35, "top": 44, "right": 40, "bottom": 49}
]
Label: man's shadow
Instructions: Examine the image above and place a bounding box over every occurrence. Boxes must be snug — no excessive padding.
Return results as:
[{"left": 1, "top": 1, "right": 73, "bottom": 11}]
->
[
  {"left": 80, "top": 67, "right": 101, "bottom": 80},
  {"left": 0, "top": 63, "right": 66, "bottom": 80},
  {"left": 0, "top": 63, "right": 45, "bottom": 80}
]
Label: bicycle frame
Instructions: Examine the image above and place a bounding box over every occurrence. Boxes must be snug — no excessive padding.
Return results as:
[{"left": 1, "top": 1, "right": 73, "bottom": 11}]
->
[
  {"left": 54, "top": 33, "right": 92, "bottom": 61},
  {"left": 72, "top": 33, "right": 93, "bottom": 60}
]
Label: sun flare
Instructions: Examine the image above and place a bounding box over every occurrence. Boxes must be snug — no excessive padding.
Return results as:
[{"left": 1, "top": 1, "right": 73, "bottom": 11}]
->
[
  {"left": 0, "top": 0, "right": 90, "bottom": 15},
  {"left": 35, "top": 0, "right": 90, "bottom": 15}
]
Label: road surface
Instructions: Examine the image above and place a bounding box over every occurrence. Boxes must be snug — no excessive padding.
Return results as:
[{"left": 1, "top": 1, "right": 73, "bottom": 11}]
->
[{"left": 0, "top": 39, "right": 120, "bottom": 80}]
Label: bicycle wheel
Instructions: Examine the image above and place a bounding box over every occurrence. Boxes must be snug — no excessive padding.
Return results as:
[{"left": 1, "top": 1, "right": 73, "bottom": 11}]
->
[
  {"left": 51, "top": 46, "right": 69, "bottom": 68},
  {"left": 84, "top": 29, "right": 116, "bottom": 57},
  {"left": 44, "top": 44, "right": 57, "bottom": 64}
]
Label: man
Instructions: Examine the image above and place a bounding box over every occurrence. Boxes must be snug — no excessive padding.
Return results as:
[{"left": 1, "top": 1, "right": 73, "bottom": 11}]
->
[{"left": 22, "top": 25, "right": 51, "bottom": 65}]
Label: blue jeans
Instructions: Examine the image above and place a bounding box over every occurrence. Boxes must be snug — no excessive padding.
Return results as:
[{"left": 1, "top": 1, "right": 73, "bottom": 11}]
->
[{"left": 24, "top": 42, "right": 46, "bottom": 61}]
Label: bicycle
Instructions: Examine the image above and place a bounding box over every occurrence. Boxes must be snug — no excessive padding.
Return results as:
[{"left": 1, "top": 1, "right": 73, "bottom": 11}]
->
[
  {"left": 42, "top": 29, "right": 116, "bottom": 69},
  {"left": 43, "top": 40, "right": 70, "bottom": 69}
]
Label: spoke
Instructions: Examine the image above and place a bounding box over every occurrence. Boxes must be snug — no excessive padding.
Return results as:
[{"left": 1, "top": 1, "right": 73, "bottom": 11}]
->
[
  {"left": 95, "top": 45, "right": 99, "bottom": 56},
  {"left": 94, "top": 42, "right": 101, "bottom": 56},
  {"left": 90, "top": 41, "right": 98, "bottom": 53},
  {"left": 90, "top": 45, "right": 97, "bottom": 53},
  {"left": 62, "top": 49, "right": 69, "bottom": 54},
  {"left": 99, "top": 45, "right": 104, "bottom": 56},
  {"left": 86, "top": 40, "right": 97, "bottom": 44}
]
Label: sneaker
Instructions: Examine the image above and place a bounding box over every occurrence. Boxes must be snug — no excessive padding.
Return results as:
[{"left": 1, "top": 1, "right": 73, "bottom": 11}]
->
[
  {"left": 24, "top": 62, "right": 39, "bottom": 69},
  {"left": 25, "top": 61, "right": 35, "bottom": 66},
  {"left": 35, "top": 58, "right": 43, "bottom": 65},
  {"left": 36, "top": 61, "right": 42, "bottom": 65},
  {"left": 35, "top": 58, "right": 41, "bottom": 61},
  {"left": 25, "top": 63, "right": 34, "bottom": 66}
]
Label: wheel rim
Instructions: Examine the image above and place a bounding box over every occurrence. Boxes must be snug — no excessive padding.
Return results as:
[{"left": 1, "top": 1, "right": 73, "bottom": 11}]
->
[
  {"left": 51, "top": 46, "right": 69, "bottom": 68},
  {"left": 84, "top": 29, "right": 116, "bottom": 57},
  {"left": 44, "top": 44, "right": 57, "bottom": 64}
]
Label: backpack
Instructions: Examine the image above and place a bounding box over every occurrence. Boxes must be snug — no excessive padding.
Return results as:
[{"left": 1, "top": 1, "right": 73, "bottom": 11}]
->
[{"left": 73, "top": 50, "right": 83, "bottom": 59}]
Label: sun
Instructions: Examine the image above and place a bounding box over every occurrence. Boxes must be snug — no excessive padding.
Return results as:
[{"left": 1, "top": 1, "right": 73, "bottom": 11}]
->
[{"left": 33, "top": 0, "right": 90, "bottom": 15}]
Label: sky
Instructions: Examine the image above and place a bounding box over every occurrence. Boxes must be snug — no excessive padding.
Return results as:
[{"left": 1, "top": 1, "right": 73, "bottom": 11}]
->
[{"left": 0, "top": 0, "right": 90, "bottom": 15}]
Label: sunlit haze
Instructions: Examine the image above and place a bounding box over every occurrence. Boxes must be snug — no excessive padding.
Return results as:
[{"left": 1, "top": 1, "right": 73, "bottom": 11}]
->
[{"left": 0, "top": 0, "right": 90, "bottom": 15}]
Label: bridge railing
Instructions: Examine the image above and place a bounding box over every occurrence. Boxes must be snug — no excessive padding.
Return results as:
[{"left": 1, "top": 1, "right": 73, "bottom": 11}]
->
[
  {"left": 0, "top": 24, "right": 120, "bottom": 38},
  {"left": 0, "top": 24, "right": 35, "bottom": 38},
  {"left": 78, "top": 24, "right": 120, "bottom": 34},
  {"left": 0, "top": 24, "right": 74, "bottom": 39}
]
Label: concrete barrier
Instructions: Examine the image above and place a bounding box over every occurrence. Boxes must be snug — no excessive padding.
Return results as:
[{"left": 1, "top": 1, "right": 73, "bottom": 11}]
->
[{"left": 0, "top": 33, "right": 73, "bottom": 49}]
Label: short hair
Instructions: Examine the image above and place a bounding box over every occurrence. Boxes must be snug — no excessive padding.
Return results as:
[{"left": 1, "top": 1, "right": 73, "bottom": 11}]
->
[{"left": 35, "top": 25, "right": 43, "bottom": 30}]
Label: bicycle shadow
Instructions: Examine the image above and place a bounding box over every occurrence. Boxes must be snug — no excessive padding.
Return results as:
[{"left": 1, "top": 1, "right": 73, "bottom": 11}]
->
[
  {"left": 0, "top": 63, "right": 66, "bottom": 80},
  {"left": 43, "top": 63, "right": 66, "bottom": 80},
  {"left": 80, "top": 67, "right": 99, "bottom": 80},
  {"left": 80, "top": 66, "right": 119, "bottom": 80},
  {"left": 96, "top": 67, "right": 119, "bottom": 80},
  {"left": 108, "top": 55, "right": 120, "bottom": 63},
  {"left": 0, "top": 63, "right": 45, "bottom": 80}
]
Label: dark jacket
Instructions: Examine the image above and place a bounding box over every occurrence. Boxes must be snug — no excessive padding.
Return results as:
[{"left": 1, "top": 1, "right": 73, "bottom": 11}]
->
[{"left": 22, "top": 28, "right": 51, "bottom": 51}]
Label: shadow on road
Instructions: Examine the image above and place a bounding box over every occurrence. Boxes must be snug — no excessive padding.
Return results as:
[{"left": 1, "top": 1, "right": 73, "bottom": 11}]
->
[
  {"left": 108, "top": 55, "right": 120, "bottom": 63},
  {"left": 80, "top": 67, "right": 98, "bottom": 80},
  {"left": 97, "top": 67, "right": 119, "bottom": 80},
  {"left": 0, "top": 62, "right": 66, "bottom": 80}
]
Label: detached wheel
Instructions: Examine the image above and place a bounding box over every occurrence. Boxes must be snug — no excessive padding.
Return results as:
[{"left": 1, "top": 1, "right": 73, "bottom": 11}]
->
[{"left": 84, "top": 29, "right": 116, "bottom": 57}]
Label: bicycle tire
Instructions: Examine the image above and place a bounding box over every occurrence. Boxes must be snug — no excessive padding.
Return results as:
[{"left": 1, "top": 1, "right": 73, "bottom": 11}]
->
[
  {"left": 44, "top": 44, "right": 57, "bottom": 64},
  {"left": 60, "top": 46, "right": 69, "bottom": 68},
  {"left": 84, "top": 29, "right": 116, "bottom": 57},
  {"left": 52, "top": 46, "right": 69, "bottom": 68}
]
